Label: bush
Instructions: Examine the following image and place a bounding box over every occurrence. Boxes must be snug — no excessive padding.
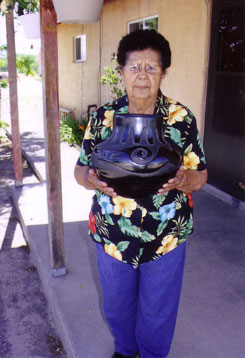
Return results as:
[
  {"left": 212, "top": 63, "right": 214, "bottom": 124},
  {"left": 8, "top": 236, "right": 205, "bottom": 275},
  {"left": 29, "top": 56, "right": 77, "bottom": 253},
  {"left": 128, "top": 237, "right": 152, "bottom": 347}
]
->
[
  {"left": 60, "top": 116, "right": 88, "bottom": 146},
  {"left": 100, "top": 55, "right": 125, "bottom": 99},
  {"left": 0, "top": 119, "right": 9, "bottom": 142},
  {"left": 0, "top": 79, "right": 8, "bottom": 88},
  {"left": 0, "top": 57, "right": 8, "bottom": 72},
  {"left": 0, "top": 54, "right": 39, "bottom": 76},
  {"left": 16, "top": 54, "right": 39, "bottom": 76}
]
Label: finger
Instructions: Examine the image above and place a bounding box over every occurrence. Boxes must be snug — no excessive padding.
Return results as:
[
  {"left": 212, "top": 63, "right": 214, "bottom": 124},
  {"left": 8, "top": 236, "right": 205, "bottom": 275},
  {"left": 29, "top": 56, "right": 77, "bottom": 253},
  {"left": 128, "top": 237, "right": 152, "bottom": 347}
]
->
[
  {"left": 100, "top": 185, "right": 118, "bottom": 197},
  {"left": 88, "top": 169, "right": 117, "bottom": 196},
  {"left": 157, "top": 188, "right": 168, "bottom": 195},
  {"left": 94, "top": 178, "right": 108, "bottom": 188},
  {"left": 157, "top": 179, "right": 177, "bottom": 195},
  {"left": 157, "top": 184, "right": 171, "bottom": 195},
  {"left": 166, "top": 177, "right": 177, "bottom": 184},
  {"left": 88, "top": 169, "right": 108, "bottom": 187}
]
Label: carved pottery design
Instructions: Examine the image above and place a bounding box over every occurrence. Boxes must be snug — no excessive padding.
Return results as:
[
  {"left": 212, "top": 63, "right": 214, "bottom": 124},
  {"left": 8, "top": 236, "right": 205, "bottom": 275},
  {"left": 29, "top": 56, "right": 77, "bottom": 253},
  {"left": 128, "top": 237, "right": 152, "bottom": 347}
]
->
[{"left": 91, "top": 113, "right": 182, "bottom": 198}]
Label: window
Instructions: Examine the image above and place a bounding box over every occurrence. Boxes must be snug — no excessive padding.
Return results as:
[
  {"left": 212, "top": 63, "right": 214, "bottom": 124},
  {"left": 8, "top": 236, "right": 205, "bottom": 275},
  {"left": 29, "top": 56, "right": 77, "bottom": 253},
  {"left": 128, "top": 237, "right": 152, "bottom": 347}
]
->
[
  {"left": 74, "top": 34, "right": 86, "bottom": 62},
  {"left": 216, "top": 7, "right": 244, "bottom": 72},
  {"left": 128, "top": 16, "right": 158, "bottom": 33}
]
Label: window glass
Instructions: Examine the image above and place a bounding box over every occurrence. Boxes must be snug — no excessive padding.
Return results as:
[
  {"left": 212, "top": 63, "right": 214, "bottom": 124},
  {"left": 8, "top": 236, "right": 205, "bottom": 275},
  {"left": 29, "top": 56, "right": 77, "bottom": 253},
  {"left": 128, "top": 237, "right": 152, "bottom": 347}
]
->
[
  {"left": 217, "top": 7, "right": 244, "bottom": 72},
  {"left": 74, "top": 34, "right": 86, "bottom": 62},
  {"left": 145, "top": 17, "right": 158, "bottom": 30},
  {"left": 128, "top": 16, "right": 158, "bottom": 33},
  {"left": 129, "top": 21, "right": 143, "bottom": 32},
  {"left": 212, "top": 6, "right": 245, "bottom": 137},
  {"left": 75, "top": 38, "right": 81, "bottom": 61}
]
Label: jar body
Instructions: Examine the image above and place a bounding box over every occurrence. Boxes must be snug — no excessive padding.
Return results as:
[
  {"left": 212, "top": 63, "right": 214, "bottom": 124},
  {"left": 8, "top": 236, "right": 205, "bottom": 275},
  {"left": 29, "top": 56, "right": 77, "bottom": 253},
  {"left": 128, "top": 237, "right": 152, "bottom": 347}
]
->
[{"left": 91, "top": 113, "right": 182, "bottom": 198}]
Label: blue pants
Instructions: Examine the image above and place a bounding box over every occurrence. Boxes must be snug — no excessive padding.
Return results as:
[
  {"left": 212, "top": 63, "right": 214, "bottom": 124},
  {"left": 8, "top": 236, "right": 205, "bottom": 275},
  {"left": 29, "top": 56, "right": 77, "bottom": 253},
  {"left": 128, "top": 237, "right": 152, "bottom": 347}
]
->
[{"left": 96, "top": 242, "right": 186, "bottom": 358}]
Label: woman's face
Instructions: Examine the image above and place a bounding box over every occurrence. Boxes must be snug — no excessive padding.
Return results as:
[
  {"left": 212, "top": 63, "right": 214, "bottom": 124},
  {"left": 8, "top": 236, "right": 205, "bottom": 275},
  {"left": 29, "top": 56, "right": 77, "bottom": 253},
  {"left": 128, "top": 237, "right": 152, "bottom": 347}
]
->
[{"left": 120, "top": 48, "right": 164, "bottom": 105}]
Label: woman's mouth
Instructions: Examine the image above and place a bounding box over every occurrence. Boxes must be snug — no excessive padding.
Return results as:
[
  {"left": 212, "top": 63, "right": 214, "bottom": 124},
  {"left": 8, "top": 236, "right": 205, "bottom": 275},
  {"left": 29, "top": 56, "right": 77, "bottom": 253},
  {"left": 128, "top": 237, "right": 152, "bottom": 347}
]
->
[{"left": 135, "top": 85, "right": 149, "bottom": 90}]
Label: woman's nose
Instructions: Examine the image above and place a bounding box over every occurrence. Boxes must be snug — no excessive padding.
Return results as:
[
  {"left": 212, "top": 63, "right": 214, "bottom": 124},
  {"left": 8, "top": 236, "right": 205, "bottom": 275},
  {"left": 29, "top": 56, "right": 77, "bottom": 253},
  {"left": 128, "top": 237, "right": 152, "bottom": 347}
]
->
[{"left": 137, "top": 67, "right": 148, "bottom": 77}]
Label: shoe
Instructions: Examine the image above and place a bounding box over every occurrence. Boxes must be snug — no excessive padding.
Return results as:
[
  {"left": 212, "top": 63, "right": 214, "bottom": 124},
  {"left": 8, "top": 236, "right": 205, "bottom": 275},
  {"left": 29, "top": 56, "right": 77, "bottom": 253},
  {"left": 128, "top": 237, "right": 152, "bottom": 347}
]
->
[{"left": 111, "top": 352, "right": 139, "bottom": 358}]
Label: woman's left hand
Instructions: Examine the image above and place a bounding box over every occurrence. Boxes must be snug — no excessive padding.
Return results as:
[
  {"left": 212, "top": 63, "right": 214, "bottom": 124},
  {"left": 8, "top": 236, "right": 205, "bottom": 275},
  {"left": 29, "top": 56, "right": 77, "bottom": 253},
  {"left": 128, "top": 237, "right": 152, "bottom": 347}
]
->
[{"left": 157, "top": 166, "right": 208, "bottom": 195}]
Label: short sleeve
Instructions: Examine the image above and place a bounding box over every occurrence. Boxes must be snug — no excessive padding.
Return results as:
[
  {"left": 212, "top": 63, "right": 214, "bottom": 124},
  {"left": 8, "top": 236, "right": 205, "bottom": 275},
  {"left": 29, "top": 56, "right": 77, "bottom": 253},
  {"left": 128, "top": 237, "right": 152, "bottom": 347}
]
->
[
  {"left": 76, "top": 113, "right": 96, "bottom": 168},
  {"left": 183, "top": 115, "right": 207, "bottom": 172}
]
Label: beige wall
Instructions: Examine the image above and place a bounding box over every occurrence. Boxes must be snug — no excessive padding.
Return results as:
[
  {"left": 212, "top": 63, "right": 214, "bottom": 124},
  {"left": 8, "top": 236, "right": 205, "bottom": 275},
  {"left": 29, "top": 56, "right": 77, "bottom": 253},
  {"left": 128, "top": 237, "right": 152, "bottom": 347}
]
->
[
  {"left": 57, "top": 0, "right": 212, "bottom": 136},
  {"left": 57, "top": 22, "right": 100, "bottom": 119}
]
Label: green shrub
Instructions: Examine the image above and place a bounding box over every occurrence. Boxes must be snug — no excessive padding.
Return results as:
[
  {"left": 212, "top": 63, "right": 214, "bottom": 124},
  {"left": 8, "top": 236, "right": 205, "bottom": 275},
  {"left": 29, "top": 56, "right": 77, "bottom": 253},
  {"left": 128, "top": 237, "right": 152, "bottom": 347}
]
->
[
  {"left": 16, "top": 54, "right": 39, "bottom": 76},
  {"left": 0, "top": 119, "right": 9, "bottom": 142},
  {"left": 18, "top": 0, "right": 40, "bottom": 14},
  {"left": 101, "top": 55, "right": 125, "bottom": 99},
  {"left": 0, "top": 54, "right": 39, "bottom": 76},
  {"left": 0, "top": 79, "right": 8, "bottom": 88},
  {"left": 0, "top": 57, "right": 8, "bottom": 72},
  {"left": 60, "top": 116, "right": 88, "bottom": 146}
]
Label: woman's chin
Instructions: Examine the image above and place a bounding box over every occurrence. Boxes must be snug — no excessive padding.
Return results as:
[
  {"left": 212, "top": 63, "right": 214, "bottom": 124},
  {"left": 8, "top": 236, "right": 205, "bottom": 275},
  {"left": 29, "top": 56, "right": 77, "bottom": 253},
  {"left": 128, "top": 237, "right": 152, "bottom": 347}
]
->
[{"left": 132, "top": 89, "right": 151, "bottom": 100}]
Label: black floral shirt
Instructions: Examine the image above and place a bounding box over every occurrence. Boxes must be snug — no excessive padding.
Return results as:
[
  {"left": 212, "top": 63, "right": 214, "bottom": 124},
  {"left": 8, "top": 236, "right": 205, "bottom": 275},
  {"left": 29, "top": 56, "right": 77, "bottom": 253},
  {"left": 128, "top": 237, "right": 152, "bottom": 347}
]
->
[{"left": 77, "top": 91, "right": 206, "bottom": 267}]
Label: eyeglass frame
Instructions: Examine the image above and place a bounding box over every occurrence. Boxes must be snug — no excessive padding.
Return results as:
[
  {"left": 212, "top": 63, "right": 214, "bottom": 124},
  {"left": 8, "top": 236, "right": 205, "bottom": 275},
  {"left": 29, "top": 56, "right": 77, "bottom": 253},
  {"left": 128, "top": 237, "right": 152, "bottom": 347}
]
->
[{"left": 122, "top": 63, "right": 163, "bottom": 75}]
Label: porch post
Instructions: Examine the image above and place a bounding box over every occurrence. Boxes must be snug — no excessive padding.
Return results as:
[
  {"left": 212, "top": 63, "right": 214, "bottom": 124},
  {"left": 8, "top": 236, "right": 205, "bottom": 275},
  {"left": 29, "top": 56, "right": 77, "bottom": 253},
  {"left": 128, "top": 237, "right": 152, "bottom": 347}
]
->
[
  {"left": 40, "top": 0, "right": 66, "bottom": 276},
  {"left": 6, "top": 9, "right": 23, "bottom": 186}
]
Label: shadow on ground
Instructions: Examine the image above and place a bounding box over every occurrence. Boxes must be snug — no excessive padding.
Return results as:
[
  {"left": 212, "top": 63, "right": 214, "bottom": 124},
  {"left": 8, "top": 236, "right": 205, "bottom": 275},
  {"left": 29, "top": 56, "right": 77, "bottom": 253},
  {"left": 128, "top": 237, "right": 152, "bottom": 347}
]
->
[{"left": 20, "top": 132, "right": 45, "bottom": 163}]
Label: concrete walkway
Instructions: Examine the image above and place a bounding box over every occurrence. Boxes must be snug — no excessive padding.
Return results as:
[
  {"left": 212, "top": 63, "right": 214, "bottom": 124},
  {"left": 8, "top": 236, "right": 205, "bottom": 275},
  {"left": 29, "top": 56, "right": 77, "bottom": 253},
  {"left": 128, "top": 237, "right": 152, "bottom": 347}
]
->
[{"left": 2, "top": 78, "right": 245, "bottom": 358}]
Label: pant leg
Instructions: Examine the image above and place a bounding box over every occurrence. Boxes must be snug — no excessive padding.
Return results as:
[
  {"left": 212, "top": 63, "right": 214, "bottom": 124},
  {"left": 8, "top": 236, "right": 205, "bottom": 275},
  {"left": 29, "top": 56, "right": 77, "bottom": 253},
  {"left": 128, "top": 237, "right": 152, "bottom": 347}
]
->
[
  {"left": 136, "top": 242, "right": 187, "bottom": 358},
  {"left": 96, "top": 243, "right": 139, "bottom": 356}
]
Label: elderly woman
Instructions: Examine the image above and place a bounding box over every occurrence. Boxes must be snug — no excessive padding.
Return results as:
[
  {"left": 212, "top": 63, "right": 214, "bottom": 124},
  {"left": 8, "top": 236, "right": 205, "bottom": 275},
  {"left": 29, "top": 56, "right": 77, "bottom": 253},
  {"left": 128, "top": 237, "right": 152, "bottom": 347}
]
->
[{"left": 74, "top": 29, "right": 207, "bottom": 358}]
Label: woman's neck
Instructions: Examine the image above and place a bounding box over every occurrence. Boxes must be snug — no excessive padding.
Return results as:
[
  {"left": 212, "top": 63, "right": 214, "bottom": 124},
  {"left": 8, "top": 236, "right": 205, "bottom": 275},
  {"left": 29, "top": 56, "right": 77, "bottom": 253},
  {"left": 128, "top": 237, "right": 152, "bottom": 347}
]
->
[{"left": 128, "top": 99, "right": 156, "bottom": 114}]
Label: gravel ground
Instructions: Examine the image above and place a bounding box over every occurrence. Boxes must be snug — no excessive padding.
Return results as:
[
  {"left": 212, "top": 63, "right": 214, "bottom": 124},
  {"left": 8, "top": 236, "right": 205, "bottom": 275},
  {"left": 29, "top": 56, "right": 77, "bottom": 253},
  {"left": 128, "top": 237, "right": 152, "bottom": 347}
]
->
[{"left": 0, "top": 137, "right": 67, "bottom": 358}]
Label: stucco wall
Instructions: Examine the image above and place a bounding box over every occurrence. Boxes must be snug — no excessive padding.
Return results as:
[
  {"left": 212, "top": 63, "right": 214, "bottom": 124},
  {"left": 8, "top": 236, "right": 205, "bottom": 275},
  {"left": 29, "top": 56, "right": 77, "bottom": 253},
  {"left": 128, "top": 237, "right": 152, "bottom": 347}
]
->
[
  {"left": 57, "top": 22, "right": 100, "bottom": 119},
  {"left": 57, "top": 0, "right": 211, "bottom": 135}
]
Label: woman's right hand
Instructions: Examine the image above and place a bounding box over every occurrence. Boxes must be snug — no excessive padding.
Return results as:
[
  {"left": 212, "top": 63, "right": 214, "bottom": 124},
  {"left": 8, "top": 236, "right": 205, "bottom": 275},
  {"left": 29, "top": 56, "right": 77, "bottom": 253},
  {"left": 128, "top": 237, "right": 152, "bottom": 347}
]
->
[
  {"left": 74, "top": 165, "right": 117, "bottom": 197},
  {"left": 86, "top": 168, "right": 118, "bottom": 197}
]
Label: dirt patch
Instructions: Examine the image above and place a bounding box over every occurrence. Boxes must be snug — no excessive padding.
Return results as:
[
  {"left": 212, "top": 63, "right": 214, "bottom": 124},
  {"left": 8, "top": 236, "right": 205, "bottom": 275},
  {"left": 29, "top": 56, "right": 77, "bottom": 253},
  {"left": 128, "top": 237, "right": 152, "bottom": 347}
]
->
[{"left": 0, "top": 137, "right": 67, "bottom": 358}]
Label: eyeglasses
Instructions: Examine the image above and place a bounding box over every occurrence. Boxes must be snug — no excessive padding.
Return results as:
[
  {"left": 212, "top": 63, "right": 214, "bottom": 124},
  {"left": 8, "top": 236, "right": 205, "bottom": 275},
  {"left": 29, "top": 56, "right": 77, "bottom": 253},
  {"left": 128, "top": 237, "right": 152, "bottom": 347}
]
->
[{"left": 124, "top": 64, "right": 163, "bottom": 75}]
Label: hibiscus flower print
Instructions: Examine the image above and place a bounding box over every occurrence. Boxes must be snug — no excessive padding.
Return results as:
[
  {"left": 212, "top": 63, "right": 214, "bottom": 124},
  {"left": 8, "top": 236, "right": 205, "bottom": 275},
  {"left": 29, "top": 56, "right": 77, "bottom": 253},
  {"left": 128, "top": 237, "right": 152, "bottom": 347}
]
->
[
  {"left": 156, "top": 235, "right": 178, "bottom": 255},
  {"left": 184, "top": 152, "right": 200, "bottom": 170},
  {"left": 98, "top": 194, "right": 113, "bottom": 215},
  {"left": 84, "top": 122, "right": 91, "bottom": 140},
  {"left": 166, "top": 104, "right": 188, "bottom": 125},
  {"left": 104, "top": 243, "right": 122, "bottom": 261},
  {"left": 141, "top": 207, "right": 147, "bottom": 223},
  {"left": 187, "top": 193, "right": 193, "bottom": 208},
  {"left": 166, "top": 97, "right": 177, "bottom": 104},
  {"left": 103, "top": 110, "right": 114, "bottom": 129},
  {"left": 88, "top": 211, "right": 96, "bottom": 234},
  {"left": 159, "top": 202, "right": 176, "bottom": 221},
  {"left": 112, "top": 196, "right": 137, "bottom": 218}
]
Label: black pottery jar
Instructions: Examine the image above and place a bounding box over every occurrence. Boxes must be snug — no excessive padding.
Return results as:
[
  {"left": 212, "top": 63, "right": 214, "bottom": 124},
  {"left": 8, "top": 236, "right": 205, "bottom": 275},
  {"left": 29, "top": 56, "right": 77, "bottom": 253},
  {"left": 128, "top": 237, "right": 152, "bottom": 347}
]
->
[{"left": 91, "top": 113, "right": 182, "bottom": 198}]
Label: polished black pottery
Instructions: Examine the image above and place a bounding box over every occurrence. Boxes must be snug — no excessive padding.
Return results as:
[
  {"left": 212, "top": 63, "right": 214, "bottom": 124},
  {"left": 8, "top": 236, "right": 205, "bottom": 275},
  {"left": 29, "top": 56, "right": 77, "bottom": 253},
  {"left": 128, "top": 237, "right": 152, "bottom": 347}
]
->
[{"left": 91, "top": 113, "right": 182, "bottom": 198}]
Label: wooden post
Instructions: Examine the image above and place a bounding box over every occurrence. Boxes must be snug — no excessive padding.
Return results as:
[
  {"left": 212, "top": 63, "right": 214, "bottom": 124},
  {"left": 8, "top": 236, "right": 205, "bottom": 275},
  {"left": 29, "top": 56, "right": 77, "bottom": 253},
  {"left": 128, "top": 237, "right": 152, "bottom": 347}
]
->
[
  {"left": 40, "top": 0, "right": 66, "bottom": 276},
  {"left": 6, "top": 10, "right": 23, "bottom": 186}
]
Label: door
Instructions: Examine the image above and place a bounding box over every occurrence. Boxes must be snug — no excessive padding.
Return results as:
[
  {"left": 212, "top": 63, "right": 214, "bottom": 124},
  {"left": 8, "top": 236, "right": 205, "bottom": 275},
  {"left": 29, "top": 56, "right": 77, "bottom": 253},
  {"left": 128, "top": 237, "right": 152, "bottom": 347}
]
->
[{"left": 204, "top": 0, "right": 245, "bottom": 201}]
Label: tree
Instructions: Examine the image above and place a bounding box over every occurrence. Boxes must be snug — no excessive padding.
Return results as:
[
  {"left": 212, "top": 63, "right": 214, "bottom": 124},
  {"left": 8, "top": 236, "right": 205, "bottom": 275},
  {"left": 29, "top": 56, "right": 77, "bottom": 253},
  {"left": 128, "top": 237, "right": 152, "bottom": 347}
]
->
[{"left": 0, "top": 0, "right": 39, "bottom": 16}]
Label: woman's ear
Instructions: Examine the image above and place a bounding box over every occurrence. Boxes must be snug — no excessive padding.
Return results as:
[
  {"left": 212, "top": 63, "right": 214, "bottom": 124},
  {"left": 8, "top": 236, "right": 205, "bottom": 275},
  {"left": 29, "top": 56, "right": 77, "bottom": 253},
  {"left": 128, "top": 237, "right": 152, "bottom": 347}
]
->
[
  {"left": 161, "top": 70, "right": 165, "bottom": 80},
  {"left": 120, "top": 66, "right": 125, "bottom": 80}
]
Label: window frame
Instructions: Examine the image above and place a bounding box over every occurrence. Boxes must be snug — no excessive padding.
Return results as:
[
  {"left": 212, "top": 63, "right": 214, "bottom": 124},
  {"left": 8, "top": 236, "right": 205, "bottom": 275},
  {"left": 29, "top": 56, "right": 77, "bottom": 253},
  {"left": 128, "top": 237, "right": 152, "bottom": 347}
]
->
[
  {"left": 74, "top": 34, "right": 86, "bottom": 63},
  {"left": 128, "top": 15, "right": 159, "bottom": 33}
]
